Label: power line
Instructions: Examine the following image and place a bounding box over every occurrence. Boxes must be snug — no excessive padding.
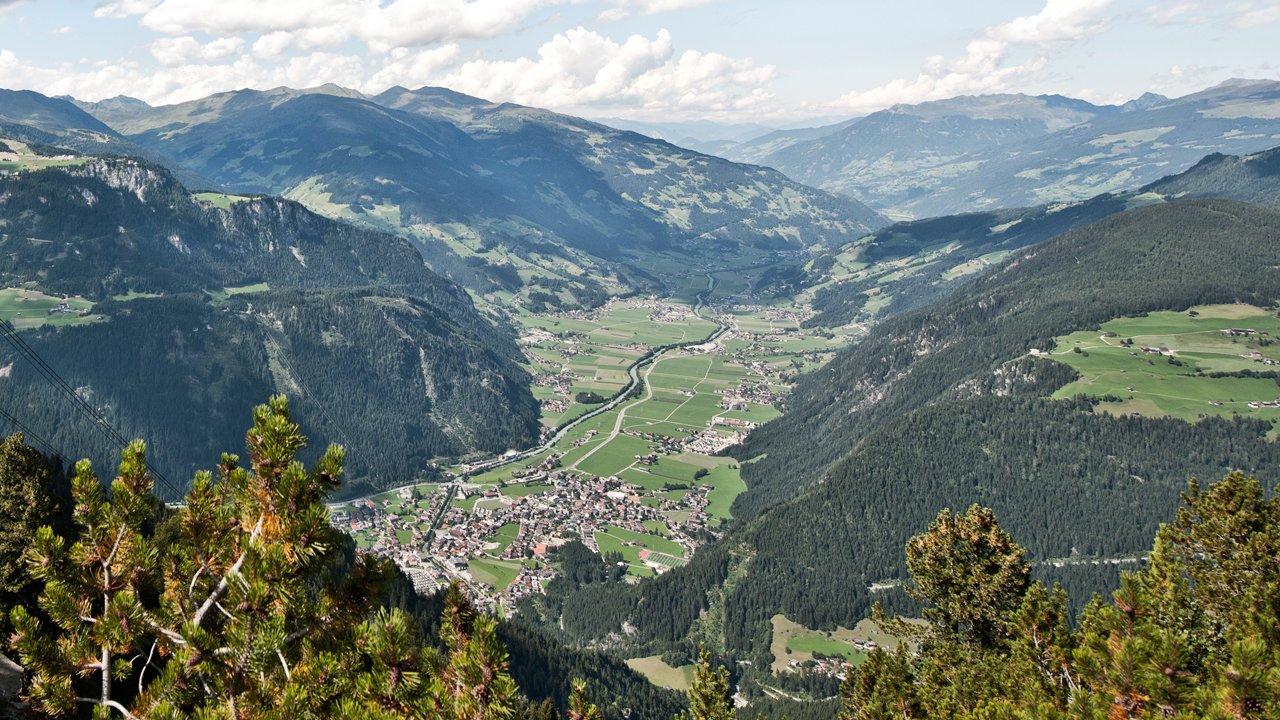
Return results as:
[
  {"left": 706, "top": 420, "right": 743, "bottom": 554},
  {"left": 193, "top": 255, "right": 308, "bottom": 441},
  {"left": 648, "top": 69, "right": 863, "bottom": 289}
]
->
[{"left": 0, "top": 318, "right": 184, "bottom": 500}]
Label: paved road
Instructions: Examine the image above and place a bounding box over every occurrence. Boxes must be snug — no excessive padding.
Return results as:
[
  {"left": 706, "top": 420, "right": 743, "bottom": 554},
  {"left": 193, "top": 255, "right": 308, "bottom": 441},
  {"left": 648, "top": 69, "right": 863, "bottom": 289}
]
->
[
  {"left": 460, "top": 272, "right": 729, "bottom": 476},
  {"left": 331, "top": 271, "right": 733, "bottom": 508}
]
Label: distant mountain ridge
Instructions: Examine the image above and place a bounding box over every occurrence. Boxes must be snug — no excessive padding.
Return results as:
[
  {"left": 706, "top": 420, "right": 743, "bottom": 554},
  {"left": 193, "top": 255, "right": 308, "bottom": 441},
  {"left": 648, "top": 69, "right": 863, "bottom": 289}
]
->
[
  {"left": 794, "top": 141, "right": 1280, "bottom": 328},
  {"left": 723, "top": 79, "right": 1280, "bottom": 219},
  {"left": 67, "top": 84, "right": 886, "bottom": 306}
]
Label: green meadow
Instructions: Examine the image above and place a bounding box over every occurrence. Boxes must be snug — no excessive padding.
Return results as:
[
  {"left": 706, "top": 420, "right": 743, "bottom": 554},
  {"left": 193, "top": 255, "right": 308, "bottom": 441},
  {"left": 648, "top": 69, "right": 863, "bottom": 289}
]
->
[{"left": 1049, "top": 304, "right": 1280, "bottom": 424}]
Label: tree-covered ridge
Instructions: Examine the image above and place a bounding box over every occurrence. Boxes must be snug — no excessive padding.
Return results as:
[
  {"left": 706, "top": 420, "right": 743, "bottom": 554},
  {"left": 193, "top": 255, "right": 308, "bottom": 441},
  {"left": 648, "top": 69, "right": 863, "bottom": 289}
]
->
[
  {"left": 841, "top": 471, "right": 1280, "bottom": 719},
  {"left": 736, "top": 199, "right": 1280, "bottom": 517},
  {"left": 0, "top": 159, "right": 539, "bottom": 495},
  {"left": 1141, "top": 145, "right": 1280, "bottom": 210}
]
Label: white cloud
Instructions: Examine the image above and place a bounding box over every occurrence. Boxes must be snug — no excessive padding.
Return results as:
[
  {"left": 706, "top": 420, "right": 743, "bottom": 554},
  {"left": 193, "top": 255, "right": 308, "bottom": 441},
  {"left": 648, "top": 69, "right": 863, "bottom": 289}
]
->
[
  {"left": 831, "top": 0, "right": 1113, "bottom": 113},
  {"left": 93, "top": 0, "right": 162, "bottom": 19},
  {"left": 439, "top": 27, "right": 775, "bottom": 119},
  {"left": 98, "top": 0, "right": 556, "bottom": 53},
  {"left": 596, "top": 0, "right": 714, "bottom": 22},
  {"left": 368, "top": 45, "right": 463, "bottom": 90},
  {"left": 1144, "top": 2, "right": 1201, "bottom": 25},
  {"left": 52, "top": 25, "right": 73, "bottom": 34},
  {"left": 1233, "top": 2, "right": 1280, "bottom": 27},
  {"left": 150, "top": 36, "right": 244, "bottom": 67}
]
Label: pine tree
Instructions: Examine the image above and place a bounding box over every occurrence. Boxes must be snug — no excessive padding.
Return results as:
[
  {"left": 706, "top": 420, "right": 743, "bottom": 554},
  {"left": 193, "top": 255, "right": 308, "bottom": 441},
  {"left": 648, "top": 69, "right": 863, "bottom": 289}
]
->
[
  {"left": 433, "top": 583, "right": 519, "bottom": 720},
  {"left": 678, "top": 647, "right": 735, "bottom": 720},
  {"left": 10, "top": 441, "right": 159, "bottom": 719},
  {"left": 904, "top": 504, "right": 1029, "bottom": 649},
  {"left": 568, "top": 678, "right": 604, "bottom": 720}
]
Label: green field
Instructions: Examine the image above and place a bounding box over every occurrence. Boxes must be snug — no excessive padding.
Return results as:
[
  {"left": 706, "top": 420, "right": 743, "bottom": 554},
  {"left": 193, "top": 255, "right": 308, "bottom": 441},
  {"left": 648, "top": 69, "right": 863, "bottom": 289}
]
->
[
  {"left": 625, "top": 656, "right": 694, "bottom": 691},
  {"left": 0, "top": 288, "right": 101, "bottom": 329},
  {"left": 594, "top": 525, "right": 685, "bottom": 576},
  {"left": 469, "top": 557, "right": 522, "bottom": 590},
  {"left": 1049, "top": 304, "right": 1280, "bottom": 424},
  {"left": 785, "top": 636, "right": 867, "bottom": 665},
  {"left": 770, "top": 615, "right": 895, "bottom": 673},
  {"left": 207, "top": 283, "right": 271, "bottom": 303},
  {"left": 701, "top": 462, "right": 746, "bottom": 521},
  {"left": 483, "top": 522, "right": 522, "bottom": 554},
  {"left": 0, "top": 140, "right": 88, "bottom": 172}
]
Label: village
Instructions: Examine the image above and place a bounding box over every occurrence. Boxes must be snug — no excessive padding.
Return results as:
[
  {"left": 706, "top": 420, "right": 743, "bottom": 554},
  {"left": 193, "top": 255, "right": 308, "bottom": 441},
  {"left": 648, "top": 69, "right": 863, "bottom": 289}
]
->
[{"left": 331, "top": 290, "right": 858, "bottom": 615}]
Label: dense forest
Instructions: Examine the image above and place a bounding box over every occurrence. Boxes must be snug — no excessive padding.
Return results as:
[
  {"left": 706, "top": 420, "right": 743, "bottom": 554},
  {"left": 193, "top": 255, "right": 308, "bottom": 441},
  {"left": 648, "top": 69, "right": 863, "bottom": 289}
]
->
[
  {"left": 0, "top": 159, "right": 540, "bottom": 496},
  {"left": 839, "top": 471, "right": 1280, "bottom": 719}
]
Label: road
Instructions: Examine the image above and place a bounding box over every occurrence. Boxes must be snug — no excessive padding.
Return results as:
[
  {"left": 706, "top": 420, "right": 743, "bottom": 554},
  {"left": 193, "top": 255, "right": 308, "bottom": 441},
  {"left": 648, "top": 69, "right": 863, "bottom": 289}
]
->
[
  {"left": 459, "top": 272, "right": 730, "bottom": 476},
  {"left": 331, "top": 271, "right": 734, "bottom": 508}
]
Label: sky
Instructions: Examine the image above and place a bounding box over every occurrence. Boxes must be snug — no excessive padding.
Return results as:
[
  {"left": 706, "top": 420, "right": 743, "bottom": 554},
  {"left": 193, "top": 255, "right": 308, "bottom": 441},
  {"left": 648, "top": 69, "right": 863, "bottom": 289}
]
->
[{"left": 0, "top": 0, "right": 1277, "bottom": 127}]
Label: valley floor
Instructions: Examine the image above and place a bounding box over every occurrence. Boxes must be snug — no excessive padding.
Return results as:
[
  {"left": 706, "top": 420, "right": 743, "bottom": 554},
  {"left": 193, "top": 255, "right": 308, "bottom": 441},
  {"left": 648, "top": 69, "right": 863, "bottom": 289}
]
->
[{"left": 330, "top": 266, "right": 862, "bottom": 614}]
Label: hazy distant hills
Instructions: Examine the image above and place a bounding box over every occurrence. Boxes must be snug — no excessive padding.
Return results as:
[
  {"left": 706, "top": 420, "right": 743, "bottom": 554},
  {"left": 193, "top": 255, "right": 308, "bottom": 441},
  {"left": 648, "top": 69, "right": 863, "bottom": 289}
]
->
[
  {"left": 71, "top": 84, "right": 885, "bottom": 304},
  {"left": 725, "top": 79, "right": 1280, "bottom": 219},
  {"left": 588, "top": 117, "right": 781, "bottom": 156}
]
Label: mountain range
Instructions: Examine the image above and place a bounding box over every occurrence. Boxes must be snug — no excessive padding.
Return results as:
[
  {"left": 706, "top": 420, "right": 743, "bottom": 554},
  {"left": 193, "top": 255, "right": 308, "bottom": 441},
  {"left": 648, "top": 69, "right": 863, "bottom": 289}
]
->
[
  {"left": 723, "top": 78, "right": 1280, "bottom": 219},
  {"left": 63, "top": 84, "right": 885, "bottom": 308}
]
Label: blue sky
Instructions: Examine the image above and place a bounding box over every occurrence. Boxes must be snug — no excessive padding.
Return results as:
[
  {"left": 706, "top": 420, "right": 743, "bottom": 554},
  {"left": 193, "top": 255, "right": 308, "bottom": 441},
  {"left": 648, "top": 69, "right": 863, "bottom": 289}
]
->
[{"left": 0, "top": 0, "right": 1276, "bottom": 125}]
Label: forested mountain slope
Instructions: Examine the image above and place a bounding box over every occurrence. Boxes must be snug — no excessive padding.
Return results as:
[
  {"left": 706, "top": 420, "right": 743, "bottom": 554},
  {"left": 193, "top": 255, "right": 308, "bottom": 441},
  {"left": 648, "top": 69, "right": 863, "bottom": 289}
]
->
[
  {"left": 0, "top": 156, "right": 538, "bottom": 496},
  {"left": 738, "top": 199, "right": 1280, "bottom": 510},
  {"left": 800, "top": 143, "right": 1280, "bottom": 327},
  {"left": 1142, "top": 144, "right": 1280, "bottom": 209},
  {"left": 531, "top": 199, "right": 1280, "bottom": 664}
]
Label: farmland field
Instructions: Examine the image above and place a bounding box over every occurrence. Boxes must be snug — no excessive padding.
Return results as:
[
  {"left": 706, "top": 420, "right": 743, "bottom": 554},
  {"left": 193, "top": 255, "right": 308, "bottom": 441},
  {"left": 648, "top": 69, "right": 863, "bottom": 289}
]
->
[
  {"left": 1049, "top": 304, "right": 1280, "bottom": 424},
  {"left": 0, "top": 288, "right": 102, "bottom": 329}
]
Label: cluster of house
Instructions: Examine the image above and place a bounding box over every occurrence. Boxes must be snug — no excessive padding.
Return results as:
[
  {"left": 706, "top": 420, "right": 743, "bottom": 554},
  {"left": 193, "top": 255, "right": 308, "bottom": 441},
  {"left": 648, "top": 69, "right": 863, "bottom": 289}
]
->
[
  {"left": 720, "top": 382, "right": 780, "bottom": 409},
  {"left": 645, "top": 302, "right": 698, "bottom": 323},
  {"left": 424, "top": 471, "right": 714, "bottom": 610},
  {"left": 331, "top": 487, "right": 449, "bottom": 572},
  {"left": 47, "top": 302, "right": 85, "bottom": 315}
]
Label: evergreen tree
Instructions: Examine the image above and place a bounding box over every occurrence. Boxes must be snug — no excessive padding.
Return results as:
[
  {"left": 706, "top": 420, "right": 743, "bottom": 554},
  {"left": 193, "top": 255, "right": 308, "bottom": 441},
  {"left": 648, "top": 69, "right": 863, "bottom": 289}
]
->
[
  {"left": 0, "top": 433, "right": 61, "bottom": 635},
  {"left": 904, "top": 505, "right": 1030, "bottom": 649},
  {"left": 568, "top": 679, "right": 604, "bottom": 720},
  {"left": 678, "top": 647, "right": 735, "bottom": 720}
]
